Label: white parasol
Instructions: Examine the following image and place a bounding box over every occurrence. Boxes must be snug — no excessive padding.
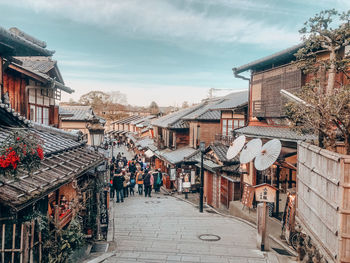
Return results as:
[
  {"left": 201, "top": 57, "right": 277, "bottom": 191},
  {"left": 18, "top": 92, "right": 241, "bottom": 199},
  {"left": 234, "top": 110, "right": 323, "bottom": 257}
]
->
[
  {"left": 239, "top": 138, "right": 262, "bottom": 164},
  {"left": 226, "top": 135, "right": 246, "bottom": 160},
  {"left": 254, "top": 139, "right": 282, "bottom": 171}
]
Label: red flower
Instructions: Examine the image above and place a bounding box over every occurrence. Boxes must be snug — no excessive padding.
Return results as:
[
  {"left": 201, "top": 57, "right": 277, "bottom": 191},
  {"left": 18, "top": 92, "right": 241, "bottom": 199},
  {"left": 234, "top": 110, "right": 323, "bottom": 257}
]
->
[
  {"left": 36, "top": 146, "right": 44, "bottom": 160},
  {"left": 16, "top": 137, "right": 20, "bottom": 141}
]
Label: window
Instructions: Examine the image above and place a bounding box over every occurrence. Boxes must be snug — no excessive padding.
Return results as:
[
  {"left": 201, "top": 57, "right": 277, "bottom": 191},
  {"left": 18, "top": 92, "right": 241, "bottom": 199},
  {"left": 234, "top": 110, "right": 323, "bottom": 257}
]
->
[
  {"left": 30, "top": 105, "right": 35, "bottom": 121},
  {"left": 222, "top": 120, "right": 227, "bottom": 135},
  {"left": 36, "top": 107, "right": 42, "bottom": 124},
  {"left": 43, "top": 108, "right": 49, "bottom": 125},
  {"left": 227, "top": 120, "right": 233, "bottom": 134},
  {"left": 239, "top": 120, "right": 245, "bottom": 127},
  {"left": 222, "top": 118, "right": 245, "bottom": 135}
]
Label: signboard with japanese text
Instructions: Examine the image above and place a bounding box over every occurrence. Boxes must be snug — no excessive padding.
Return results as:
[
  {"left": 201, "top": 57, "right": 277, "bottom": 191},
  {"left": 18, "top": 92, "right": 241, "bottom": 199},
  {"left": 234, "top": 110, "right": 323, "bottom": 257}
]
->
[
  {"left": 254, "top": 183, "right": 277, "bottom": 203},
  {"left": 241, "top": 183, "right": 255, "bottom": 208}
]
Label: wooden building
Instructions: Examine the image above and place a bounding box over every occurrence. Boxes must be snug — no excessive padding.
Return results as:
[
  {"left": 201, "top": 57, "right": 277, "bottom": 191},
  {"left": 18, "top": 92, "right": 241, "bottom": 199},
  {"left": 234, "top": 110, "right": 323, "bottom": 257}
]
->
[
  {"left": 59, "top": 105, "right": 106, "bottom": 144},
  {"left": 0, "top": 28, "right": 74, "bottom": 127},
  {"left": 0, "top": 98, "right": 104, "bottom": 262},
  {"left": 233, "top": 44, "right": 315, "bottom": 219}
]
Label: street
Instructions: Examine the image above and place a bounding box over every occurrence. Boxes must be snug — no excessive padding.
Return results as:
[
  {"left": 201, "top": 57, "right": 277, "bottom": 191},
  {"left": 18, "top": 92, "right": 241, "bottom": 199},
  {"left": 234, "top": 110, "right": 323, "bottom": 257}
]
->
[{"left": 104, "top": 193, "right": 270, "bottom": 263}]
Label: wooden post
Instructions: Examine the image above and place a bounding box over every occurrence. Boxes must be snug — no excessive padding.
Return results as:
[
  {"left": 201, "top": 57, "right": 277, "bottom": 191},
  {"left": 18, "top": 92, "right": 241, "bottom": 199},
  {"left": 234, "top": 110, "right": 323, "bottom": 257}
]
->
[
  {"left": 96, "top": 192, "right": 101, "bottom": 240},
  {"left": 20, "top": 224, "right": 24, "bottom": 263},
  {"left": 23, "top": 223, "right": 29, "bottom": 263},
  {"left": 275, "top": 165, "right": 280, "bottom": 217},
  {"left": 29, "top": 220, "right": 34, "bottom": 263},
  {"left": 11, "top": 224, "right": 16, "bottom": 263},
  {"left": 257, "top": 202, "right": 269, "bottom": 251},
  {"left": 2, "top": 224, "right": 5, "bottom": 263},
  {"left": 38, "top": 228, "right": 42, "bottom": 263}
]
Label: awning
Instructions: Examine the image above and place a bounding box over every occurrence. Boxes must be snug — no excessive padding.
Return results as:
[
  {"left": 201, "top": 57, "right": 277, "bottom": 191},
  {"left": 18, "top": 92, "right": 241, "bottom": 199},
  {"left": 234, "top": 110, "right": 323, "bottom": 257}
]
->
[{"left": 145, "top": 149, "right": 155, "bottom": 158}]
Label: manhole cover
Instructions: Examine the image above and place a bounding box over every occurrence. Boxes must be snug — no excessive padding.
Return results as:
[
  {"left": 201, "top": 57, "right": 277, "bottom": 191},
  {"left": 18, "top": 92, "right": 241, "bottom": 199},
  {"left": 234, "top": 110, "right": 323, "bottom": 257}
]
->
[
  {"left": 198, "top": 234, "right": 221, "bottom": 242},
  {"left": 91, "top": 243, "right": 109, "bottom": 253},
  {"left": 144, "top": 201, "right": 161, "bottom": 204}
]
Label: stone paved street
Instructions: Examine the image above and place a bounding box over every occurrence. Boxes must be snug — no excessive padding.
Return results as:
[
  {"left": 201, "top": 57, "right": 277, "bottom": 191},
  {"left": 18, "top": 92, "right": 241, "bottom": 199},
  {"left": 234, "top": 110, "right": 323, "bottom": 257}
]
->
[{"left": 104, "top": 192, "right": 271, "bottom": 263}]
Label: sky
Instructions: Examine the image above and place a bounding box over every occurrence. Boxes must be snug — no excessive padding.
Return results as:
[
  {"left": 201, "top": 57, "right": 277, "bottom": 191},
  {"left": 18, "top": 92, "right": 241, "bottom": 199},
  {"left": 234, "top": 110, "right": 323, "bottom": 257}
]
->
[{"left": 0, "top": 0, "right": 349, "bottom": 107}]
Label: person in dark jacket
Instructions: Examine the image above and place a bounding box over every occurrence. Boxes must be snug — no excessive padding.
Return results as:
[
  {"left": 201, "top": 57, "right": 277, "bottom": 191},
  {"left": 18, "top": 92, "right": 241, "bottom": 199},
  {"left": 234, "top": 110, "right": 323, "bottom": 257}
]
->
[
  {"left": 113, "top": 173, "right": 125, "bottom": 203},
  {"left": 143, "top": 170, "right": 152, "bottom": 197}
]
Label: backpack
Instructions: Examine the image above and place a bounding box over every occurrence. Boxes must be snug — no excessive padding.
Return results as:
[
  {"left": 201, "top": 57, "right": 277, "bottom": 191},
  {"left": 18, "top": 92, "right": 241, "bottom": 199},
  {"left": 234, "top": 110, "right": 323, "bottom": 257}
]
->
[{"left": 130, "top": 178, "right": 136, "bottom": 185}]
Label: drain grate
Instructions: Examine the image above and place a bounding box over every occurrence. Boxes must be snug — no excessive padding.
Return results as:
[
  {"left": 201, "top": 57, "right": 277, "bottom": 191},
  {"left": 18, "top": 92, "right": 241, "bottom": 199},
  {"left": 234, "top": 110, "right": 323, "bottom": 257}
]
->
[
  {"left": 272, "top": 247, "right": 293, "bottom": 256},
  {"left": 198, "top": 234, "right": 221, "bottom": 242},
  {"left": 206, "top": 210, "right": 217, "bottom": 214},
  {"left": 91, "top": 243, "right": 109, "bottom": 253}
]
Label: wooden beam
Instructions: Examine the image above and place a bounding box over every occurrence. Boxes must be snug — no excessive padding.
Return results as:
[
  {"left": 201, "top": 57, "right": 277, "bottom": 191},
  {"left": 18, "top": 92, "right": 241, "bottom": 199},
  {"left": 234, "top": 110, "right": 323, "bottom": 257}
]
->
[{"left": 8, "top": 64, "right": 47, "bottom": 83}]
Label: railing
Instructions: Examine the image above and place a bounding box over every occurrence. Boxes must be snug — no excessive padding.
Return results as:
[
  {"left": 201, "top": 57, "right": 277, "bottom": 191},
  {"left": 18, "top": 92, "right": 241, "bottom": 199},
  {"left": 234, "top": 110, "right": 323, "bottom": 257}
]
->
[{"left": 215, "top": 134, "right": 234, "bottom": 145}]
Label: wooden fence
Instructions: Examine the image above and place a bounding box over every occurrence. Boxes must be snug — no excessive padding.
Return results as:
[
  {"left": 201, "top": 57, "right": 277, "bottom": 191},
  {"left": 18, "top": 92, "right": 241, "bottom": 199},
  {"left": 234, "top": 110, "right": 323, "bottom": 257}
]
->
[
  {"left": 0, "top": 220, "right": 41, "bottom": 263},
  {"left": 297, "top": 142, "right": 350, "bottom": 263}
]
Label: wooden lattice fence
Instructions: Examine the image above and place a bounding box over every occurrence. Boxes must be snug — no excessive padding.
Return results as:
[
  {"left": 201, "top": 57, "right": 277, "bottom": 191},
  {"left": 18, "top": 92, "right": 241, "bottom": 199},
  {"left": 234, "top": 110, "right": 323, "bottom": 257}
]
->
[
  {"left": 297, "top": 142, "right": 350, "bottom": 263},
  {"left": 0, "top": 220, "right": 41, "bottom": 263}
]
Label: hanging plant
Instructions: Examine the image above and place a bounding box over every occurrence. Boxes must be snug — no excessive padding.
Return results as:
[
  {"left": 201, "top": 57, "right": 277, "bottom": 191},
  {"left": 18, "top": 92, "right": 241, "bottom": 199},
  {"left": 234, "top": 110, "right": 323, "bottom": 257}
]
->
[{"left": 0, "top": 131, "right": 44, "bottom": 178}]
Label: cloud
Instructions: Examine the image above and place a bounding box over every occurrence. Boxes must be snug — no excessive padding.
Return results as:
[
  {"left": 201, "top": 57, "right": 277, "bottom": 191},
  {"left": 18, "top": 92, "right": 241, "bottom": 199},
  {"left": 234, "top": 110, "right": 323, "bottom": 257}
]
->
[{"left": 1, "top": 0, "right": 299, "bottom": 47}]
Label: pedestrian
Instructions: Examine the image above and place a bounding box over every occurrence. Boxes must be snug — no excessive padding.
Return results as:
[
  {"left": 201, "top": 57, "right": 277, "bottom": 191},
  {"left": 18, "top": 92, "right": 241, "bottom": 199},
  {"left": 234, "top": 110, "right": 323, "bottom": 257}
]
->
[
  {"left": 109, "top": 178, "right": 114, "bottom": 199},
  {"left": 129, "top": 173, "right": 136, "bottom": 196},
  {"left": 113, "top": 172, "right": 125, "bottom": 203},
  {"left": 143, "top": 169, "right": 152, "bottom": 197},
  {"left": 123, "top": 170, "right": 130, "bottom": 198},
  {"left": 136, "top": 168, "right": 144, "bottom": 195},
  {"left": 154, "top": 169, "right": 163, "bottom": 193}
]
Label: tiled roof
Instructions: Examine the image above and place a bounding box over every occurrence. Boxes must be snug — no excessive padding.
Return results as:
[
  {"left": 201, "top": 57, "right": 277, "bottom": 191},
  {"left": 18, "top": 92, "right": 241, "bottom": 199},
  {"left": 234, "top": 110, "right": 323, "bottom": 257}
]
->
[
  {"left": 11, "top": 57, "right": 73, "bottom": 94},
  {"left": 0, "top": 146, "right": 103, "bottom": 209},
  {"left": 210, "top": 143, "right": 229, "bottom": 162},
  {"left": 130, "top": 115, "right": 155, "bottom": 125},
  {"left": 209, "top": 90, "right": 248, "bottom": 110},
  {"left": 15, "top": 56, "right": 56, "bottom": 73},
  {"left": 196, "top": 110, "right": 221, "bottom": 120},
  {"left": 0, "top": 103, "right": 30, "bottom": 127},
  {"left": 0, "top": 26, "right": 54, "bottom": 56},
  {"left": 186, "top": 150, "right": 222, "bottom": 172},
  {"left": 59, "top": 106, "right": 93, "bottom": 121},
  {"left": 0, "top": 107, "right": 104, "bottom": 209},
  {"left": 160, "top": 147, "right": 197, "bottom": 165},
  {"left": 136, "top": 137, "right": 154, "bottom": 149},
  {"left": 183, "top": 98, "right": 222, "bottom": 121},
  {"left": 113, "top": 115, "right": 142, "bottom": 125},
  {"left": 234, "top": 125, "right": 316, "bottom": 142},
  {"left": 0, "top": 127, "right": 82, "bottom": 156},
  {"left": 152, "top": 104, "right": 202, "bottom": 129}
]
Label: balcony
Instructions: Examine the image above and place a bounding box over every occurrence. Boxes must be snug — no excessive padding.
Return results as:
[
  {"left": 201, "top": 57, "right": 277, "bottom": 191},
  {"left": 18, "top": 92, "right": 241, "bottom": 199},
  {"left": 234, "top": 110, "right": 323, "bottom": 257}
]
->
[{"left": 215, "top": 134, "right": 234, "bottom": 146}]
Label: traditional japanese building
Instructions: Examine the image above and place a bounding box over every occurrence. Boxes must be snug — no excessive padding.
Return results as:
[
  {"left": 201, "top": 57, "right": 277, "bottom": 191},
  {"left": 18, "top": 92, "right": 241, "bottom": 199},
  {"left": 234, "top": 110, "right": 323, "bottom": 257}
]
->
[{"left": 59, "top": 105, "right": 106, "bottom": 144}]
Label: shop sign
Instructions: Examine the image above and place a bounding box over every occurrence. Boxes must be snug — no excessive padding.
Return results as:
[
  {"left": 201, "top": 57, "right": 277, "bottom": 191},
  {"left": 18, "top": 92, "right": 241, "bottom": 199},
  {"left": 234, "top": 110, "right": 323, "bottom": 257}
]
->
[{"left": 254, "top": 183, "right": 277, "bottom": 203}]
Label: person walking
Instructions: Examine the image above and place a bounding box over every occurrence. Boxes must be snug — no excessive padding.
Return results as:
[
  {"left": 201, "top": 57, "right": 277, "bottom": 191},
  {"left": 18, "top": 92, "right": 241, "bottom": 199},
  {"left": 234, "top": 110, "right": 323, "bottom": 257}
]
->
[
  {"left": 136, "top": 168, "right": 144, "bottom": 195},
  {"left": 129, "top": 173, "right": 136, "bottom": 196},
  {"left": 123, "top": 171, "right": 130, "bottom": 198},
  {"left": 113, "top": 173, "right": 125, "bottom": 203},
  {"left": 143, "top": 169, "right": 152, "bottom": 197},
  {"left": 154, "top": 169, "right": 163, "bottom": 193}
]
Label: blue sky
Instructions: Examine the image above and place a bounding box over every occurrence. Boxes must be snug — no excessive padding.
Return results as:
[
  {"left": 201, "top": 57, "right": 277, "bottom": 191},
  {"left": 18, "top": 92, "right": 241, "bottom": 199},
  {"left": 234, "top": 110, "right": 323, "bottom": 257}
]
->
[{"left": 0, "top": 0, "right": 349, "bottom": 106}]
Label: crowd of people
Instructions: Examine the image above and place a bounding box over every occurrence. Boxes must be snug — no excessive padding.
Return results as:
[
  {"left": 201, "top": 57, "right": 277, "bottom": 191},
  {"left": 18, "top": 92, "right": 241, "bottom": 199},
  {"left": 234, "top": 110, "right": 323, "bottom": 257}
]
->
[{"left": 109, "top": 152, "right": 163, "bottom": 203}]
